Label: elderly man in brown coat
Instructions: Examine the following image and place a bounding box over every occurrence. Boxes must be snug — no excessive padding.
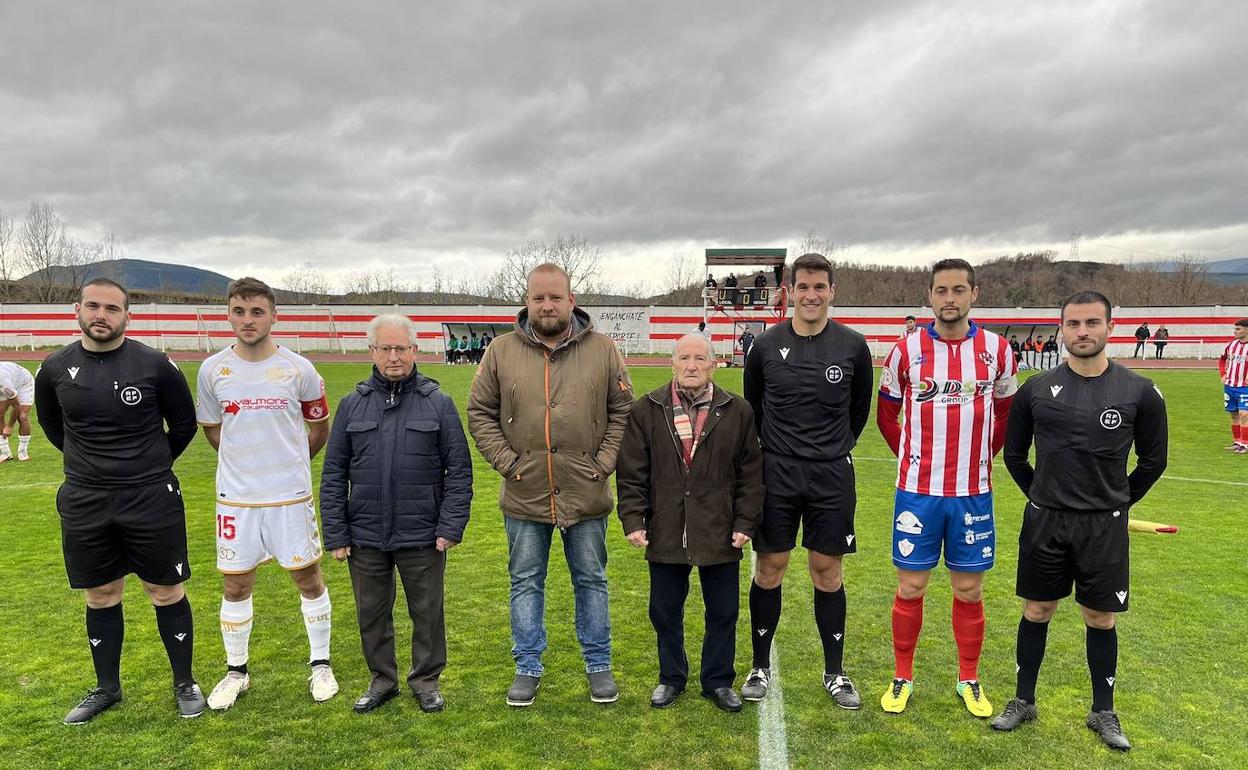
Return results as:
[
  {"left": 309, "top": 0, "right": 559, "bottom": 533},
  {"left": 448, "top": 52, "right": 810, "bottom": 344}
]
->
[{"left": 616, "top": 333, "right": 764, "bottom": 712}]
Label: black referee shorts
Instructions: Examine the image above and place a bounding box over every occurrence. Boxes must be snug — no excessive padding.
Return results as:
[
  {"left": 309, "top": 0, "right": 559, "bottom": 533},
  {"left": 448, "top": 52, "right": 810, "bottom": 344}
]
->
[
  {"left": 1016, "top": 502, "right": 1130, "bottom": 613},
  {"left": 755, "top": 452, "right": 857, "bottom": 556},
  {"left": 58, "top": 477, "right": 191, "bottom": 589}
]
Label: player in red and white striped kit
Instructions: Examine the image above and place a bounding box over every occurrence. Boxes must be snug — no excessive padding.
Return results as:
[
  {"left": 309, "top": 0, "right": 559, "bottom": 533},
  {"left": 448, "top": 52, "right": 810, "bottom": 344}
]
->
[
  {"left": 1220, "top": 319, "right": 1248, "bottom": 453},
  {"left": 876, "top": 258, "right": 1018, "bottom": 717}
]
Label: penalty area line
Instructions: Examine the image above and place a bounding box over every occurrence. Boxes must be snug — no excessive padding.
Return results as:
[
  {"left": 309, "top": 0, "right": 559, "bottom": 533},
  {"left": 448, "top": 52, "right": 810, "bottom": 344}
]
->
[{"left": 750, "top": 550, "right": 790, "bottom": 770}]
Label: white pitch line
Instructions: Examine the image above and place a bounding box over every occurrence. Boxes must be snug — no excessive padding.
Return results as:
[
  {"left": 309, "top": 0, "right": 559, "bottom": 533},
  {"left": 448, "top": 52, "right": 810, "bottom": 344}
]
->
[
  {"left": 750, "top": 551, "right": 790, "bottom": 770},
  {"left": 854, "top": 455, "right": 1248, "bottom": 487}
]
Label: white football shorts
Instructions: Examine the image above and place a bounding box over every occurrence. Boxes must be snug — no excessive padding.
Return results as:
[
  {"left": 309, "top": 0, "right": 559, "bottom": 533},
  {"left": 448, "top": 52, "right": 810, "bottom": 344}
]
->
[{"left": 215, "top": 500, "right": 323, "bottom": 573}]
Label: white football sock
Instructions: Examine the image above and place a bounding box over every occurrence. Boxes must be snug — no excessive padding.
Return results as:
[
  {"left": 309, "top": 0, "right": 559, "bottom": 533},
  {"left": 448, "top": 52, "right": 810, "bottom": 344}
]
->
[
  {"left": 221, "top": 596, "right": 254, "bottom": 667},
  {"left": 301, "top": 590, "right": 332, "bottom": 662}
]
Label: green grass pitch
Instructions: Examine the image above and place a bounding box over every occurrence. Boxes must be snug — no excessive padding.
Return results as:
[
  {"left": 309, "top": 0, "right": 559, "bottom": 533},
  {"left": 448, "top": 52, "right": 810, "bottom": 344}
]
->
[{"left": 0, "top": 361, "right": 1244, "bottom": 769}]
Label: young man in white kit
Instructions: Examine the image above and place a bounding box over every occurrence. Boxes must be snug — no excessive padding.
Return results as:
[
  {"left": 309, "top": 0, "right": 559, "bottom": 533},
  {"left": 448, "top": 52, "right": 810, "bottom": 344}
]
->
[{"left": 195, "top": 277, "right": 338, "bottom": 709}]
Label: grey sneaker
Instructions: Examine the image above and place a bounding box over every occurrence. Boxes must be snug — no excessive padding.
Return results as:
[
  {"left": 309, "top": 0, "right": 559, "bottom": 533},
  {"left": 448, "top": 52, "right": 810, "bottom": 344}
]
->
[
  {"left": 823, "top": 673, "right": 862, "bottom": 710},
  {"left": 741, "top": 668, "right": 770, "bottom": 702},
  {"left": 64, "top": 687, "right": 122, "bottom": 725},
  {"left": 506, "top": 675, "right": 540, "bottom": 707},
  {"left": 991, "top": 698, "right": 1038, "bottom": 731},
  {"left": 1086, "top": 710, "right": 1131, "bottom": 751},
  {"left": 174, "top": 681, "right": 206, "bottom": 719},
  {"left": 588, "top": 671, "right": 619, "bottom": 703}
]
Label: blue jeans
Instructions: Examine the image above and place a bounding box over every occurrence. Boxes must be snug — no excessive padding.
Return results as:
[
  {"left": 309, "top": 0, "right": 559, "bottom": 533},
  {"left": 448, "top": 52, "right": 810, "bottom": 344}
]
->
[{"left": 504, "top": 516, "right": 611, "bottom": 677}]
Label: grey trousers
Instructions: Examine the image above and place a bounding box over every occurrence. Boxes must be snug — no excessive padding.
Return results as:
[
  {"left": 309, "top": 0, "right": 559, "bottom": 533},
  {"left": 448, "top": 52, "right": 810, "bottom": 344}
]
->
[{"left": 347, "top": 545, "right": 447, "bottom": 693}]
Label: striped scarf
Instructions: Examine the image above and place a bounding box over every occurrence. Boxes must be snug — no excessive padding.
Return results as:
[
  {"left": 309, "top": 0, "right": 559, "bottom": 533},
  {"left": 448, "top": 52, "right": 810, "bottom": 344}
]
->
[{"left": 671, "top": 380, "right": 713, "bottom": 467}]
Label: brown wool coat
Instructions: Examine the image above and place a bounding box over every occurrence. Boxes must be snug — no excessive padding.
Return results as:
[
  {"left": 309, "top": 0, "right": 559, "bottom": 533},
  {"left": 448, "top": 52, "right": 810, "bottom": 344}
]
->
[{"left": 615, "top": 381, "right": 764, "bottom": 566}]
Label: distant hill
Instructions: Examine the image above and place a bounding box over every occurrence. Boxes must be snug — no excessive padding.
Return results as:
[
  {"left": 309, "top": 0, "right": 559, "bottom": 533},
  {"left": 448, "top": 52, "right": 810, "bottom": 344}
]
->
[{"left": 20, "top": 258, "right": 235, "bottom": 295}]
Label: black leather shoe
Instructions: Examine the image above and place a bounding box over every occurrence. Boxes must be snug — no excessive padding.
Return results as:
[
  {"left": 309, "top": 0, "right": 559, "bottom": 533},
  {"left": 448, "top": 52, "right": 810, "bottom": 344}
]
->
[
  {"left": 415, "top": 689, "right": 445, "bottom": 713},
  {"left": 353, "top": 687, "right": 400, "bottom": 714},
  {"left": 702, "top": 687, "right": 743, "bottom": 712},
  {"left": 650, "top": 684, "right": 684, "bottom": 709}
]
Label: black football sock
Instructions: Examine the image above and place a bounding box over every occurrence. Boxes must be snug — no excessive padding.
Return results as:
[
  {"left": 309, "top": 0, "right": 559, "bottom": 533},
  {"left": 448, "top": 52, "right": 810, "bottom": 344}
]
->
[
  {"left": 749, "top": 581, "right": 782, "bottom": 669},
  {"left": 1015, "top": 617, "right": 1049, "bottom": 704},
  {"left": 1086, "top": 625, "right": 1118, "bottom": 712},
  {"left": 813, "top": 586, "right": 847, "bottom": 676},
  {"left": 155, "top": 596, "right": 195, "bottom": 685},
  {"left": 85, "top": 604, "right": 124, "bottom": 693}
]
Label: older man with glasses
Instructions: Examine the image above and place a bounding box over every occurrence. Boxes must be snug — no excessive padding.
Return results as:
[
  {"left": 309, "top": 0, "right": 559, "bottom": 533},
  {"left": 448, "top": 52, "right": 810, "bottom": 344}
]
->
[{"left": 320, "top": 314, "right": 472, "bottom": 714}]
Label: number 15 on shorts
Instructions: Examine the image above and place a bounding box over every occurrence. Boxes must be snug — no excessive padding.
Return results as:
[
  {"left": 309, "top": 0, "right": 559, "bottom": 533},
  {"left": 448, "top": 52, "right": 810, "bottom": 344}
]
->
[{"left": 217, "top": 513, "right": 237, "bottom": 540}]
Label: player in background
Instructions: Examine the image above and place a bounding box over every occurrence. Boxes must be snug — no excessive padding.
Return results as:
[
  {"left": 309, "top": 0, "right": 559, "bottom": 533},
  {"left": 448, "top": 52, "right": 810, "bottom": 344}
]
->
[
  {"left": 0, "top": 361, "right": 35, "bottom": 462},
  {"left": 900, "top": 315, "right": 918, "bottom": 339},
  {"left": 995, "top": 291, "right": 1167, "bottom": 751},
  {"left": 876, "top": 258, "right": 1018, "bottom": 718},
  {"left": 1219, "top": 319, "right": 1248, "bottom": 453},
  {"left": 741, "top": 253, "right": 874, "bottom": 709},
  {"left": 196, "top": 278, "right": 337, "bottom": 710}
]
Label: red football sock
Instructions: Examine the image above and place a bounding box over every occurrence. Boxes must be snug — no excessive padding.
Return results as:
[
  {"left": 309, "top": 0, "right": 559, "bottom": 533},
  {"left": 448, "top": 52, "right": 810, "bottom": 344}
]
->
[
  {"left": 1235, "top": 423, "right": 1244, "bottom": 444},
  {"left": 952, "top": 597, "right": 986, "bottom": 681},
  {"left": 892, "top": 593, "right": 924, "bottom": 680},
  {"left": 1233, "top": 423, "right": 1241, "bottom": 443}
]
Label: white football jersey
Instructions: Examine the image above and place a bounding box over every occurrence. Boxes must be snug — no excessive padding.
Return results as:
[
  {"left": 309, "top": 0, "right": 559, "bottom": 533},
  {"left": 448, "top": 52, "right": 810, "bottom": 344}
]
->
[
  {"left": 196, "top": 346, "right": 329, "bottom": 507},
  {"left": 0, "top": 362, "right": 34, "bottom": 401}
]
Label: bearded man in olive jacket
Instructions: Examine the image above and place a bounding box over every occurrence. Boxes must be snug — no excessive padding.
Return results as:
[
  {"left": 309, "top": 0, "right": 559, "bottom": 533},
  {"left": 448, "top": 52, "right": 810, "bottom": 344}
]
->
[{"left": 616, "top": 333, "right": 764, "bottom": 712}]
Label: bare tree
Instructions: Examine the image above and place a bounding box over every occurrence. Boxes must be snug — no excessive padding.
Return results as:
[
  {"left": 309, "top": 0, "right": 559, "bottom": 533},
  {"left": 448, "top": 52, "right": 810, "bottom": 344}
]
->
[
  {"left": 282, "top": 263, "right": 333, "bottom": 303},
  {"left": 490, "top": 233, "right": 603, "bottom": 302},
  {"left": 341, "top": 265, "right": 409, "bottom": 304},
  {"left": 0, "top": 212, "right": 14, "bottom": 301},
  {"left": 19, "top": 201, "right": 73, "bottom": 302},
  {"left": 660, "top": 250, "right": 700, "bottom": 303}
]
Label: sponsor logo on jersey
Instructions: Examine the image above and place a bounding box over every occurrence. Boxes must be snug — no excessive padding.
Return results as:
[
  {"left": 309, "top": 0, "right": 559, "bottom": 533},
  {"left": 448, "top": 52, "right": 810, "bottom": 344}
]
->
[
  {"left": 67, "top": 366, "right": 80, "bottom": 380},
  {"left": 915, "top": 378, "right": 994, "bottom": 404},
  {"left": 221, "top": 396, "right": 292, "bottom": 414},
  {"left": 120, "top": 386, "right": 142, "bottom": 405},
  {"left": 825, "top": 365, "right": 844, "bottom": 383},
  {"left": 90, "top": 638, "right": 101, "bottom": 647},
  {"left": 845, "top": 534, "right": 855, "bottom": 546},
  {"left": 218, "top": 546, "right": 236, "bottom": 560},
  {"left": 963, "top": 512, "right": 990, "bottom": 525},
  {"left": 1106, "top": 677, "right": 1115, "bottom": 686},
  {"left": 215, "top": 365, "right": 233, "bottom": 377},
  {"left": 895, "top": 511, "right": 923, "bottom": 534},
  {"left": 981, "top": 546, "right": 993, "bottom": 558},
  {"left": 897, "top": 539, "right": 915, "bottom": 557},
  {"left": 1115, "top": 590, "right": 1128, "bottom": 604},
  {"left": 1050, "top": 385, "right": 1063, "bottom": 397},
  {"left": 1099, "top": 408, "right": 1123, "bottom": 430},
  {"left": 174, "top": 633, "right": 187, "bottom": 642},
  {"left": 779, "top": 347, "right": 791, "bottom": 361}
]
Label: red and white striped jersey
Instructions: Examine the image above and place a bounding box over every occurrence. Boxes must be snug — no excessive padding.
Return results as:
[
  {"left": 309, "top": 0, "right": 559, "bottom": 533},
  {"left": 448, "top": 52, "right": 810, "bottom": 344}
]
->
[
  {"left": 880, "top": 322, "right": 1018, "bottom": 496},
  {"left": 1222, "top": 339, "right": 1248, "bottom": 387}
]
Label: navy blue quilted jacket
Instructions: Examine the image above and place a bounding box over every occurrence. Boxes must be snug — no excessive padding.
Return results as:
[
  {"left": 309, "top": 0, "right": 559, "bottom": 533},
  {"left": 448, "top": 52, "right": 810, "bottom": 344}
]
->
[{"left": 320, "top": 367, "right": 472, "bottom": 550}]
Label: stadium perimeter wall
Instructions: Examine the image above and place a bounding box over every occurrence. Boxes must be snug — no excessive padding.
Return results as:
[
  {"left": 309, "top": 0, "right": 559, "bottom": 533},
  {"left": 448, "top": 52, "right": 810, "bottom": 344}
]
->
[{"left": 2, "top": 303, "right": 1245, "bottom": 359}]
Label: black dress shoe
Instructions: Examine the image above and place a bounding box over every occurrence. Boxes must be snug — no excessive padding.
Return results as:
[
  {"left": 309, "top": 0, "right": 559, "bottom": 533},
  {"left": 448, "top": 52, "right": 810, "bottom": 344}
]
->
[
  {"left": 353, "top": 687, "right": 400, "bottom": 713},
  {"left": 702, "top": 687, "right": 743, "bottom": 712},
  {"left": 650, "top": 684, "right": 684, "bottom": 709},
  {"left": 415, "top": 689, "right": 445, "bottom": 713}
]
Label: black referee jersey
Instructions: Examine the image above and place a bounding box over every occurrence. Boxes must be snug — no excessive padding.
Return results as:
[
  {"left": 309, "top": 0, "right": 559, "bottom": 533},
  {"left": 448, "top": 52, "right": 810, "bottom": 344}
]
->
[
  {"left": 34, "top": 339, "right": 197, "bottom": 488},
  {"left": 743, "top": 318, "right": 873, "bottom": 461},
  {"left": 1004, "top": 360, "right": 1168, "bottom": 511}
]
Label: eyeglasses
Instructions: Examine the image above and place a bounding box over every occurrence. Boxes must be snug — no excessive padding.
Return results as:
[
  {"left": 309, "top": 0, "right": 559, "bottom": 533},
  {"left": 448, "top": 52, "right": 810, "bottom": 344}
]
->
[{"left": 373, "top": 345, "right": 413, "bottom": 356}]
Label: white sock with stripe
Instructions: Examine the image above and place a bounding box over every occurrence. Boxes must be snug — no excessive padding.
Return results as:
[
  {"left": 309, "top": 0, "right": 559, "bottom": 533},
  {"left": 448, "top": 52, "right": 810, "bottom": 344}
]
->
[
  {"left": 221, "top": 597, "right": 253, "bottom": 668},
  {"left": 301, "top": 590, "right": 332, "bottom": 662}
]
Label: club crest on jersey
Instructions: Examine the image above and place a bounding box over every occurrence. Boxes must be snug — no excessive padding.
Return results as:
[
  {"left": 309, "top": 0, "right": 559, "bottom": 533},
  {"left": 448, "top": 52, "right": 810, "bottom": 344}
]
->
[
  {"left": 978, "top": 351, "right": 995, "bottom": 366},
  {"left": 915, "top": 378, "right": 993, "bottom": 404},
  {"left": 825, "top": 365, "right": 843, "bottom": 383},
  {"left": 267, "top": 367, "right": 295, "bottom": 384},
  {"left": 120, "top": 386, "right": 142, "bottom": 405},
  {"left": 964, "top": 529, "right": 976, "bottom": 545},
  {"left": 897, "top": 539, "right": 915, "bottom": 557},
  {"left": 880, "top": 368, "right": 895, "bottom": 389},
  {"left": 1099, "top": 408, "right": 1123, "bottom": 430}
]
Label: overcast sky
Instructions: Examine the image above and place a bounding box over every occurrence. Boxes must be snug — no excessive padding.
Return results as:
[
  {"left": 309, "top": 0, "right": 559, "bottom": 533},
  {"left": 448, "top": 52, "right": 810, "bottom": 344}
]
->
[{"left": 2, "top": 0, "right": 1245, "bottom": 293}]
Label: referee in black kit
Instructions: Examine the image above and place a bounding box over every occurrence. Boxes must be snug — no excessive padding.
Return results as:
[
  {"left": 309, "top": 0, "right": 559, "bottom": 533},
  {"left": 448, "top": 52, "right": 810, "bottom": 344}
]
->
[
  {"left": 994, "top": 291, "right": 1167, "bottom": 751},
  {"left": 740, "top": 252, "right": 873, "bottom": 709},
  {"left": 34, "top": 278, "right": 205, "bottom": 724}
]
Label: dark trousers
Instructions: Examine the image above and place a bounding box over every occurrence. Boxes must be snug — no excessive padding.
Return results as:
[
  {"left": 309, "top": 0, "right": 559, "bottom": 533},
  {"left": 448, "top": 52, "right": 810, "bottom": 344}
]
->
[
  {"left": 1133, "top": 340, "right": 1146, "bottom": 357},
  {"left": 348, "top": 545, "right": 447, "bottom": 693},
  {"left": 648, "top": 560, "right": 739, "bottom": 693}
]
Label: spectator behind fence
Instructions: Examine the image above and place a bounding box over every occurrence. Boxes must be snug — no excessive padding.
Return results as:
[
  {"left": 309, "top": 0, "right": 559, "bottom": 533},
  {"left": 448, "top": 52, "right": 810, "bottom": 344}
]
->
[
  {"left": 1133, "top": 322, "right": 1150, "bottom": 358},
  {"left": 1153, "top": 325, "right": 1169, "bottom": 359}
]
